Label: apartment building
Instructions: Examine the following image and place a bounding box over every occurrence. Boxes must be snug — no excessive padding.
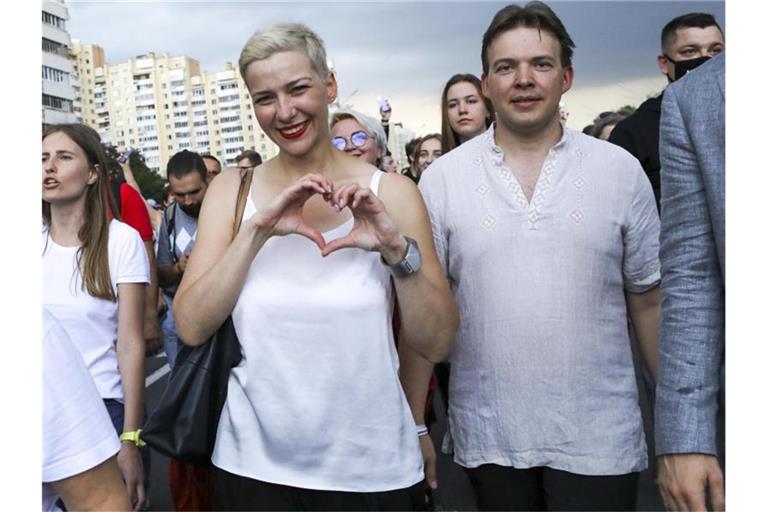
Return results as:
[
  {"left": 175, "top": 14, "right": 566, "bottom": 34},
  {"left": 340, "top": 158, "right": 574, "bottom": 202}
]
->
[
  {"left": 42, "top": 0, "right": 79, "bottom": 127},
  {"left": 387, "top": 122, "right": 416, "bottom": 172},
  {"left": 71, "top": 45, "right": 278, "bottom": 175}
]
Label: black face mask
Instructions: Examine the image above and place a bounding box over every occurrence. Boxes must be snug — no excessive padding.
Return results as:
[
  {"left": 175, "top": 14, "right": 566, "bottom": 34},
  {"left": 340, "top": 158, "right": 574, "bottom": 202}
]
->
[{"left": 664, "top": 55, "right": 712, "bottom": 82}]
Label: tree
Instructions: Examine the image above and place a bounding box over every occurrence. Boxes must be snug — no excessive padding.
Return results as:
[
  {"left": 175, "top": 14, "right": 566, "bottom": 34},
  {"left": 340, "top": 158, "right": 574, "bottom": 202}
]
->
[
  {"left": 617, "top": 104, "right": 636, "bottom": 116},
  {"left": 102, "top": 145, "right": 166, "bottom": 202}
]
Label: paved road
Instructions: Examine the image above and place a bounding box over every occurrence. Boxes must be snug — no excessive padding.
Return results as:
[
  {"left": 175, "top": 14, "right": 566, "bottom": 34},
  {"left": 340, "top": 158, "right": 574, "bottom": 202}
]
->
[{"left": 143, "top": 352, "right": 664, "bottom": 511}]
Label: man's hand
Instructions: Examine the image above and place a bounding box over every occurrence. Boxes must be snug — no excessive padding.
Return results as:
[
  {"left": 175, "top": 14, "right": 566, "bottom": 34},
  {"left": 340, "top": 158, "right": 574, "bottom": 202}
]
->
[
  {"left": 116, "top": 443, "right": 146, "bottom": 511},
  {"left": 176, "top": 253, "right": 190, "bottom": 275},
  {"left": 419, "top": 433, "right": 438, "bottom": 490},
  {"left": 157, "top": 293, "right": 167, "bottom": 317},
  {"left": 143, "top": 316, "right": 163, "bottom": 356},
  {"left": 657, "top": 453, "right": 724, "bottom": 511}
]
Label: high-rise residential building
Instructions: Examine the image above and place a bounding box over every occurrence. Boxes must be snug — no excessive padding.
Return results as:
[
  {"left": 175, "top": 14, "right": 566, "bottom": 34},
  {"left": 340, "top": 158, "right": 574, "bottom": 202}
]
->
[
  {"left": 388, "top": 122, "right": 415, "bottom": 172},
  {"left": 42, "top": 0, "right": 79, "bottom": 127},
  {"left": 71, "top": 45, "right": 278, "bottom": 175}
]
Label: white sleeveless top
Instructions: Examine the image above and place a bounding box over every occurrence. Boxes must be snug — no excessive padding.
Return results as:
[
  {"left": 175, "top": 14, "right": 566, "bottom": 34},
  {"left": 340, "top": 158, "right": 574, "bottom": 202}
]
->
[{"left": 211, "top": 170, "right": 423, "bottom": 492}]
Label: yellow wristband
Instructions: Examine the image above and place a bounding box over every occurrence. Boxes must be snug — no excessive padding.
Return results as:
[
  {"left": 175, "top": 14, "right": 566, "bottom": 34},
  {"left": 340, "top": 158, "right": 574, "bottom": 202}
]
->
[{"left": 119, "top": 429, "right": 147, "bottom": 447}]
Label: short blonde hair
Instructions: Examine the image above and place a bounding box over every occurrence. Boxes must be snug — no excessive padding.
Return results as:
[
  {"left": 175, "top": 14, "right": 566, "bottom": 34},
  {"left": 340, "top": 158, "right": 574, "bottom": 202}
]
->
[
  {"left": 239, "top": 22, "right": 329, "bottom": 82},
  {"left": 330, "top": 109, "right": 388, "bottom": 158}
]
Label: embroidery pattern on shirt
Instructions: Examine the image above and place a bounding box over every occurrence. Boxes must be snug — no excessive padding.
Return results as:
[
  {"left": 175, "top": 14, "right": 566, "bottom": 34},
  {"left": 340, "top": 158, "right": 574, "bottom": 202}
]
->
[
  {"left": 481, "top": 215, "right": 498, "bottom": 231},
  {"left": 569, "top": 145, "right": 587, "bottom": 225},
  {"left": 526, "top": 145, "right": 561, "bottom": 230}
]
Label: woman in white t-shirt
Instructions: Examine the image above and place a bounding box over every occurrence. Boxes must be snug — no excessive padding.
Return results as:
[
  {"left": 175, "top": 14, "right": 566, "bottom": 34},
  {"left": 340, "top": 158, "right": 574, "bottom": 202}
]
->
[
  {"left": 172, "top": 23, "right": 458, "bottom": 511},
  {"left": 42, "top": 123, "right": 149, "bottom": 511}
]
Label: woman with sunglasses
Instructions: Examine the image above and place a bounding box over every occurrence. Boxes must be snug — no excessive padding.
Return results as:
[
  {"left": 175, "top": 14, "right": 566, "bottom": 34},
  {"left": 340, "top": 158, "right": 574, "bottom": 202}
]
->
[
  {"left": 330, "top": 109, "right": 388, "bottom": 169},
  {"left": 42, "top": 123, "right": 149, "bottom": 510},
  {"left": 172, "top": 23, "right": 457, "bottom": 510}
]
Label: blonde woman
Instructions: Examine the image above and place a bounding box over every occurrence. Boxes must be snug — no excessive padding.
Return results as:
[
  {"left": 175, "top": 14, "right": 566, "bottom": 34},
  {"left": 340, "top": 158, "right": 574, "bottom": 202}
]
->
[{"left": 173, "top": 23, "right": 457, "bottom": 510}]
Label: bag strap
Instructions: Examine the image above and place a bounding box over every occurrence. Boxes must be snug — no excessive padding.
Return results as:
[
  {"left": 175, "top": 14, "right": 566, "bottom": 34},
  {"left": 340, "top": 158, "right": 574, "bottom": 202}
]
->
[
  {"left": 232, "top": 168, "right": 254, "bottom": 238},
  {"left": 164, "top": 203, "right": 178, "bottom": 265}
]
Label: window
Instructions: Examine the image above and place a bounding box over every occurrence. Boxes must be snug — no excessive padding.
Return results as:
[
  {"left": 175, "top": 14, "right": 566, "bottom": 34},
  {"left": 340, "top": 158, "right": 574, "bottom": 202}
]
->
[
  {"left": 42, "top": 65, "right": 67, "bottom": 83},
  {"left": 42, "top": 93, "right": 73, "bottom": 112},
  {"left": 174, "top": 121, "right": 188, "bottom": 128},
  {"left": 42, "top": 11, "right": 66, "bottom": 29},
  {"left": 42, "top": 38, "right": 67, "bottom": 57}
]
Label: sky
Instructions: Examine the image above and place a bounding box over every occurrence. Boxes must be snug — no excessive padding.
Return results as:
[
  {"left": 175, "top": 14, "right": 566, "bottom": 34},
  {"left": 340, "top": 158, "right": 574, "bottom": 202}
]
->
[{"left": 64, "top": 0, "right": 725, "bottom": 135}]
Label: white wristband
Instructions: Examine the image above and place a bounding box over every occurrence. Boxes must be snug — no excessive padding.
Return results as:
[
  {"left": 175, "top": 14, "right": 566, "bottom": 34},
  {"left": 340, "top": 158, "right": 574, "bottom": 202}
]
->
[{"left": 416, "top": 424, "right": 429, "bottom": 436}]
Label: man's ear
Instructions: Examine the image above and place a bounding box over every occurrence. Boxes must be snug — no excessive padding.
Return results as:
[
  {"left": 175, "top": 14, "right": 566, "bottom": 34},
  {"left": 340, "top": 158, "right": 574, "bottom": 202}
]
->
[
  {"left": 657, "top": 54, "right": 671, "bottom": 76},
  {"left": 561, "top": 66, "right": 574, "bottom": 94},
  {"left": 481, "top": 73, "right": 490, "bottom": 98},
  {"left": 326, "top": 72, "right": 338, "bottom": 104}
]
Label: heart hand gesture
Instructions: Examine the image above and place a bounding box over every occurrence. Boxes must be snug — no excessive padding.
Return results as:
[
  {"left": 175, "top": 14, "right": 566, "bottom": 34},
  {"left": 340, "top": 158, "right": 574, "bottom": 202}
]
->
[
  {"left": 321, "top": 182, "right": 406, "bottom": 262},
  {"left": 253, "top": 173, "right": 333, "bottom": 250}
]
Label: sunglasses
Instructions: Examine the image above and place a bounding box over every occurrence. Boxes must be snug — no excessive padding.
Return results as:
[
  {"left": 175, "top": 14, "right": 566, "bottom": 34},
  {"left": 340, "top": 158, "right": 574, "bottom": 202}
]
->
[{"left": 331, "top": 130, "right": 370, "bottom": 151}]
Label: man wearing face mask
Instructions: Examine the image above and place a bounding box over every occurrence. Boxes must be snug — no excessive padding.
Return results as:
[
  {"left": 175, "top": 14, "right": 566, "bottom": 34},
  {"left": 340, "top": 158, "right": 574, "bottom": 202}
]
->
[
  {"left": 157, "top": 150, "right": 209, "bottom": 369},
  {"left": 609, "top": 12, "right": 724, "bottom": 211}
]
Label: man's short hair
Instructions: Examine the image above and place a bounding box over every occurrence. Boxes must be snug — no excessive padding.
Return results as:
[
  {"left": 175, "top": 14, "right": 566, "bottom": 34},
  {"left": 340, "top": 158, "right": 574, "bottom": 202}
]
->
[
  {"left": 661, "top": 13, "right": 723, "bottom": 54},
  {"left": 201, "top": 153, "right": 221, "bottom": 167},
  {"left": 239, "top": 23, "right": 329, "bottom": 82},
  {"left": 166, "top": 149, "right": 207, "bottom": 182},
  {"left": 481, "top": 1, "right": 575, "bottom": 74},
  {"left": 235, "top": 149, "right": 263, "bottom": 166}
]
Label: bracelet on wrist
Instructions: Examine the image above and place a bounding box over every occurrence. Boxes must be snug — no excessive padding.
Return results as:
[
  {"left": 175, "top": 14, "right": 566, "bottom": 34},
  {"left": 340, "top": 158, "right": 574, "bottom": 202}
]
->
[
  {"left": 119, "top": 429, "right": 147, "bottom": 448},
  {"left": 416, "top": 424, "right": 429, "bottom": 437}
]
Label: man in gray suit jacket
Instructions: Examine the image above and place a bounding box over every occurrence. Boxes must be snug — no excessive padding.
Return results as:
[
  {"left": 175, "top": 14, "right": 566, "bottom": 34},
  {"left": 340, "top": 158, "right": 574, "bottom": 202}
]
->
[{"left": 655, "top": 53, "right": 725, "bottom": 511}]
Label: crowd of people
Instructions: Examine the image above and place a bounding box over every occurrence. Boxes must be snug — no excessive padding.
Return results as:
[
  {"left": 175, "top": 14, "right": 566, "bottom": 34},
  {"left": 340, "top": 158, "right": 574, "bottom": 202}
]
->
[{"left": 42, "top": 2, "right": 725, "bottom": 511}]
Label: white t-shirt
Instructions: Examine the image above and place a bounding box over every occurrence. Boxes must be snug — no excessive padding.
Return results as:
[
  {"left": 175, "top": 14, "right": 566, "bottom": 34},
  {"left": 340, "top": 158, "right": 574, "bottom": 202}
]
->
[
  {"left": 42, "top": 219, "right": 150, "bottom": 400},
  {"left": 42, "top": 308, "right": 121, "bottom": 512},
  {"left": 212, "top": 170, "right": 424, "bottom": 492}
]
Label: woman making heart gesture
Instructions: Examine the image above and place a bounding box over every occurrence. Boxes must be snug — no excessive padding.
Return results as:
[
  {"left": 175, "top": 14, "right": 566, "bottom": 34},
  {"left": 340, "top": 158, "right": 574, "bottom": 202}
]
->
[{"left": 172, "top": 23, "right": 458, "bottom": 511}]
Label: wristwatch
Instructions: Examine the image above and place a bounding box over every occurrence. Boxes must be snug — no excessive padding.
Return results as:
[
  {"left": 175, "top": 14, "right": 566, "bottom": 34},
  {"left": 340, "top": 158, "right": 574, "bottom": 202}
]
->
[
  {"left": 120, "top": 429, "right": 147, "bottom": 448},
  {"left": 382, "top": 236, "right": 422, "bottom": 278}
]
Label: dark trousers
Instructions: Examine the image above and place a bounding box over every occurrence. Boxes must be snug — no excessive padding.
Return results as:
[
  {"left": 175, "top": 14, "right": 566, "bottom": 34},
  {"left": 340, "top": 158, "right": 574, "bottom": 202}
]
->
[
  {"left": 465, "top": 464, "right": 639, "bottom": 511},
  {"left": 212, "top": 466, "right": 428, "bottom": 511}
]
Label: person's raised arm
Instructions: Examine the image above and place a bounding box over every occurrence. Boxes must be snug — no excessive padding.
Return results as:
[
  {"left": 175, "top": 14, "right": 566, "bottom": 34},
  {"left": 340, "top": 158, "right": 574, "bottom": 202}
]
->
[
  {"left": 322, "top": 172, "right": 458, "bottom": 362},
  {"left": 173, "top": 169, "right": 334, "bottom": 346}
]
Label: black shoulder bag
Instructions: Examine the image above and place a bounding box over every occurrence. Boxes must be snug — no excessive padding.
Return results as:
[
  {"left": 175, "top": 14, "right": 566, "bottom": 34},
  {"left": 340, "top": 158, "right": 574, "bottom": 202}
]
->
[{"left": 141, "top": 169, "right": 253, "bottom": 464}]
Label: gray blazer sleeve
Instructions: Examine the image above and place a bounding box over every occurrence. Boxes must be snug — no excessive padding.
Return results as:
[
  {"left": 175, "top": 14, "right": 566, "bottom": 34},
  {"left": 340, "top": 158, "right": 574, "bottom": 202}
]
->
[{"left": 654, "top": 55, "right": 725, "bottom": 457}]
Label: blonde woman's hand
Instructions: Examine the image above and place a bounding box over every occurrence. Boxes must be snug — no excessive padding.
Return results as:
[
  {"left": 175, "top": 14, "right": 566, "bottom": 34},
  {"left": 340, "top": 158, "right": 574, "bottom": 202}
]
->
[{"left": 321, "top": 182, "right": 406, "bottom": 262}]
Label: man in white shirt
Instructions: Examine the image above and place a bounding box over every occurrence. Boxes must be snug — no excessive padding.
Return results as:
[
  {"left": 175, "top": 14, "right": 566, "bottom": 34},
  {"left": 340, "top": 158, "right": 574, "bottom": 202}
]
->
[{"left": 417, "top": 2, "right": 661, "bottom": 510}]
